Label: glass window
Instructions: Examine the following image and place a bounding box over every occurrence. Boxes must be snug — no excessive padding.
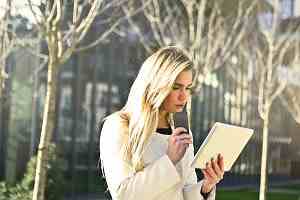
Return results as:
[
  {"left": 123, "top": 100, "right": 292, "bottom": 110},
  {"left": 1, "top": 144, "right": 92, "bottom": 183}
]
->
[
  {"left": 281, "top": 0, "right": 294, "bottom": 18},
  {"left": 259, "top": 0, "right": 294, "bottom": 29},
  {"left": 58, "top": 85, "right": 73, "bottom": 141}
]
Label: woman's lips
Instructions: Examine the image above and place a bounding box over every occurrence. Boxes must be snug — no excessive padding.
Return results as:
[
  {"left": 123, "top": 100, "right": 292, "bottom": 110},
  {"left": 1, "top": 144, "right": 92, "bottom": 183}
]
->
[{"left": 176, "top": 105, "right": 185, "bottom": 108}]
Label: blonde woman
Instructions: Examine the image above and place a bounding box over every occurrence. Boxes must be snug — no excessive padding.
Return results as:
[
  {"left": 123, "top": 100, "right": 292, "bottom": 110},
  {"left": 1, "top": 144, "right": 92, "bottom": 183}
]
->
[{"left": 100, "top": 46, "right": 224, "bottom": 200}]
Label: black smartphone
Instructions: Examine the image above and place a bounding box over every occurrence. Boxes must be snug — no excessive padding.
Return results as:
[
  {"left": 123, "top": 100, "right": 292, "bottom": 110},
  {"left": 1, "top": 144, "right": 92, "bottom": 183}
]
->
[{"left": 173, "top": 105, "right": 189, "bottom": 134}]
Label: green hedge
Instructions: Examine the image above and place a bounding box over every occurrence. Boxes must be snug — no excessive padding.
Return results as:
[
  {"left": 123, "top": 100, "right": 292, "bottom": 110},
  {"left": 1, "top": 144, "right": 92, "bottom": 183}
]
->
[{"left": 0, "top": 144, "right": 66, "bottom": 200}]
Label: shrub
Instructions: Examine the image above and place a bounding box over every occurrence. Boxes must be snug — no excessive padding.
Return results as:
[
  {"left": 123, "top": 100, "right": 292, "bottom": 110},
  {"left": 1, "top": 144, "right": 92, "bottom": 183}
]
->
[
  {"left": 0, "top": 143, "right": 66, "bottom": 200},
  {"left": 0, "top": 182, "right": 10, "bottom": 200}
]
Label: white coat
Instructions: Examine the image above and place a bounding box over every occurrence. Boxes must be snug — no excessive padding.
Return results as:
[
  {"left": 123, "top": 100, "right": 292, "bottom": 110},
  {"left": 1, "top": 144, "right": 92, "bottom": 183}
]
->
[{"left": 100, "top": 114, "right": 216, "bottom": 200}]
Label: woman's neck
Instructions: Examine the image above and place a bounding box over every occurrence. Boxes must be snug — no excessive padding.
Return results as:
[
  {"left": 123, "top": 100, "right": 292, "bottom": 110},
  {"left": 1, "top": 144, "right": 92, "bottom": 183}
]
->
[{"left": 158, "top": 111, "right": 169, "bottom": 128}]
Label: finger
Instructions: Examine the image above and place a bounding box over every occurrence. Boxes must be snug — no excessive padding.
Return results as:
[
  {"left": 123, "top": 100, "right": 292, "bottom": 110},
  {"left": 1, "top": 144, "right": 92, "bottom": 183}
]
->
[
  {"left": 174, "top": 134, "right": 192, "bottom": 141},
  {"left": 218, "top": 154, "right": 225, "bottom": 172},
  {"left": 177, "top": 138, "right": 191, "bottom": 149},
  {"left": 201, "top": 169, "right": 214, "bottom": 182},
  {"left": 178, "top": 138, "right": 192, "bottom": 145},
  {"left": 176, "top": 133, "right": 192, "bottom": 139},
  {"left": 211, "top": 158, "right": 222, "bottom": 177},
  {"left": 203, "top": 168, "right": 220, "bottom": 185},
  {"left": 173, "top": 135, "right": 187, "bottom": 141},
  {"left": 212, "top": 159, "right": 224, "bottom": 181},
  {"left": 174, "top": 139, "right": 191, "bottom": 152},
  {"left": 205, "top": 162, "right": 218, "bottom": 180},
  {"left": 201, "top": 169, "right": 209, "bottom": 179},
  {"left": 170, "top": 136, "right": 178, "bottom": 144},
  {"left": 183, "top": 143, "right": 190, "bottom": 149},
  {"left": 173, "top": 127, "right": 188, "bottom": 135}
]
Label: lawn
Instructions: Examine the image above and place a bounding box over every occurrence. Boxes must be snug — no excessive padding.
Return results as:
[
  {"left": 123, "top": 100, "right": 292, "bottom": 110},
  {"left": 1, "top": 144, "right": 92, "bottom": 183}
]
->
[
  {"left": 217, "top": 189, "right": 299, "bottom": 200},
  {"left": 273, "top": 184, "right": 300, "bottom": 191}
]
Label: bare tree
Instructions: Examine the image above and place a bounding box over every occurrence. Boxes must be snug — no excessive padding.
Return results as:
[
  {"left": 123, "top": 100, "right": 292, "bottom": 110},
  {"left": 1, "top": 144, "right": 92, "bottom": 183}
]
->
[
  {"left": 122, "top": 0, "right": 262, "bottom": 89},
  {"left": 278, "top": 18, "right": 300, "bottom": 124},
  {"left": 0, "top": 0, "right": 13, "bottom": 101},
  {"left": 0, "top": 0, "right": 12, "bottom": 182},
  {"left": 280, "top": 85, "right": 300, "bottom": 124},
  {"left": 240, "top": 1, "right": 300, "bottom": 199},
  {"left": 0, "top": 1, "right": 37, "bottom": 97},
  {"left": 0, "top": 1, "right": 48, "bottom": 185},
  {"left": 0, "top": 0, "right": 42, "bottom": 117},
  {"left": 24, "top": 0, "right": 138, "bottom": 200}
]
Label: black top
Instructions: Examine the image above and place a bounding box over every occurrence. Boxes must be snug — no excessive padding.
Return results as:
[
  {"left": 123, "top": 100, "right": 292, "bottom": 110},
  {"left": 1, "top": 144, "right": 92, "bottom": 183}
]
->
[{"left": 156, "top": 127, "right": 172, "bottom": 135}]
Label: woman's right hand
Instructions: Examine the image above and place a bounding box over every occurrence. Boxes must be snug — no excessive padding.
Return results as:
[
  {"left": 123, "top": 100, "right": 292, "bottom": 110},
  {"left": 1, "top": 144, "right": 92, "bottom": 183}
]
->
[{"left": 167, "top": 127, "right": 193, "bottom": 165}]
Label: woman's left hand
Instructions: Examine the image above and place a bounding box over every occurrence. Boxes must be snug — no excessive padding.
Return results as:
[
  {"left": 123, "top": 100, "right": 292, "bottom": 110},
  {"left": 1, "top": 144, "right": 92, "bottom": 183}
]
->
[{"left": 201, "top": 154, "right": 225, "bottom": 194}]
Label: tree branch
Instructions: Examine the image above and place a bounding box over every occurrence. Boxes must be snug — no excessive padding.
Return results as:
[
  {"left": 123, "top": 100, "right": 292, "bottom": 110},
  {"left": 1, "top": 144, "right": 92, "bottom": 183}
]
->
[
  {"left": 122, "top": 6, "right": 152, "bottom": 53},
  {"left": 46, "top": 0, "right": 58, "bottom": 25},
  {"left": 76, "top": 0, "right": 152, "bottom": 52}
]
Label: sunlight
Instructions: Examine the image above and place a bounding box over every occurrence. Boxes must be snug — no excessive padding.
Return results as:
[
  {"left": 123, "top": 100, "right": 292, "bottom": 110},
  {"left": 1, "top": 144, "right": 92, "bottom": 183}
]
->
[{"left": 0, "top": 0, "right": 41, "bottom": 23}]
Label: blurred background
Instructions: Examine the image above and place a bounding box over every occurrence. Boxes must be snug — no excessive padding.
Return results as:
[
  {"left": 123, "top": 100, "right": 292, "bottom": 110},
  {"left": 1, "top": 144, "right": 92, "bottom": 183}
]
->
[{"left": 0, "top": 0, "right": 300, "bottom": 200}]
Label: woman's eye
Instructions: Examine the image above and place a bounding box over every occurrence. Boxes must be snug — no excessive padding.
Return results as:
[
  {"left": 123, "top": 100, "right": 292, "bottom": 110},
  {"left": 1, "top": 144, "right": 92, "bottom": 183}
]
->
[
  {"left": 187, "top": 87, "right": 194, "bottom": 94},
  {"left": 172, "top": 86, "right": 180, "bottom": 90}
]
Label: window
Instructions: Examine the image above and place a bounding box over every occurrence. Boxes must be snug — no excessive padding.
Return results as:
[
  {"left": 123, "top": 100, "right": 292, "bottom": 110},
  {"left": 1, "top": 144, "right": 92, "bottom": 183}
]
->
[
  {"left": 259, "top": 0, "right": 295, "bottom": 29},
  {"left": 281, "top": 0, "right": 294, "bottom": 18}
]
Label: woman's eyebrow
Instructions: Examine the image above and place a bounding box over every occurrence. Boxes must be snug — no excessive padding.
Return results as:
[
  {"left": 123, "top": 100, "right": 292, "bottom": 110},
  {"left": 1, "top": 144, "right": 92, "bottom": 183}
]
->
[{"left": 174, "top": 82, "right": 193, "bottom": 87}]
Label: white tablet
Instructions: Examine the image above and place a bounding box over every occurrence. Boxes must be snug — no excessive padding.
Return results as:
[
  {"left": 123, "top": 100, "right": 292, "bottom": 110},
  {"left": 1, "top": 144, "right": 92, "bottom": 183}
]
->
[{"left": 191, "top": 122, "right": 254, "bottom": 171}]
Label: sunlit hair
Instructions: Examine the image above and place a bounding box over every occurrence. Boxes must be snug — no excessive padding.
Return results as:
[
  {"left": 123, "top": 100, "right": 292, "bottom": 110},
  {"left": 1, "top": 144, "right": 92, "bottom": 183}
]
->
[{"left": 120, "top": 46, "right": 195, "bottom": 171}]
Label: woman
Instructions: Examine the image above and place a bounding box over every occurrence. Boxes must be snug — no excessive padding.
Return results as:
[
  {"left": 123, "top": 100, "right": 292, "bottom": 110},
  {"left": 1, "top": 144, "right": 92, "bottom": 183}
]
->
[{"left": 100, "top": 46, "right": 224, "bottom": 200}]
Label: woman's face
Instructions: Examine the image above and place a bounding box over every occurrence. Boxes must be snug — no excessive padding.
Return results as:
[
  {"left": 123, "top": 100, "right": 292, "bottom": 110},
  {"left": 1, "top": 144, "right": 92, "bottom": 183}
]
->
[{"left": 161, "top": 70, "right": 193, "bottom": 113}]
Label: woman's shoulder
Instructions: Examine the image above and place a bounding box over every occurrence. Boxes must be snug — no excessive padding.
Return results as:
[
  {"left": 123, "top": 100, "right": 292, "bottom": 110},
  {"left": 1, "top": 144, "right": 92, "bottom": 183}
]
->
[
  {"left": 101, "top": 111, "right": 129, "bottom": 137},
  {"left": 104, "top": 112, "right": 128, "bottom": 128},
  {"left": 100, "top": 112, "right": 130, "bottom": 159},
  {"left": 100, "top": 111, "right": 129, "bottom": 149}
]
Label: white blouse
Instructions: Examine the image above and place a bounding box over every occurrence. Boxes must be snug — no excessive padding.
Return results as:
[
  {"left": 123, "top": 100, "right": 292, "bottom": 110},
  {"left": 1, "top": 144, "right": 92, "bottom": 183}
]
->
[{"left": 100, "top": 114, "right": 216, "bottom": 200}]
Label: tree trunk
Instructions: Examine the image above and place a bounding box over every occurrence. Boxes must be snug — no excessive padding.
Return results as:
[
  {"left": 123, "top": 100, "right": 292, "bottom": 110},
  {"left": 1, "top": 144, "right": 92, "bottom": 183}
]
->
[
  {"left": 32, "top": 55, "right": 58, "bottom": 200},
  {"left": 88, "top": 54, "right": 97, "bottom": 192},
  {"left": 0, "top": 76, "right": 3, "bottom": 98},
  {"left": 0, "top": 86, "right": 4, "bottom": 178},
  {"left": 259, "top": 105, "right": 270, "bottom": 200},
  {"left": 69, "top": 54, "right": 80, "bottom": 197},
  {"left": 30, "top": 72, "right": 39, "bottom": 157}
]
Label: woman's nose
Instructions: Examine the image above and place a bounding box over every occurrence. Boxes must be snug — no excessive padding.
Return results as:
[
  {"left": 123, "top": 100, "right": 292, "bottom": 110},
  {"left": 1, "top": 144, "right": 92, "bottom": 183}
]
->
[{"left": 178, "top": 89, "right": 188, "bottom": 101}]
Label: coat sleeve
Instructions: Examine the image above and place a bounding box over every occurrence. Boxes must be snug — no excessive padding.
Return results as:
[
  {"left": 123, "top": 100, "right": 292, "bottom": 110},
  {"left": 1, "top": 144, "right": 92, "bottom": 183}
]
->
[
  {"left": 182, "top": 140, "right": 216, "bottom": 200},
  {"left": 100, "top": 116, "right": 181, "bottom": 200}
]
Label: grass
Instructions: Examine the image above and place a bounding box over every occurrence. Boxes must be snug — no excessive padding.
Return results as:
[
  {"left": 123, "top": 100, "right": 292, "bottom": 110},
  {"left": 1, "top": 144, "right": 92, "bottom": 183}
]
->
[
  {"left": 216, "top": 182, "right": 300, "bottom": 200},
  {"left": 217, "top": 188, "right": 299, "bottom": 200},
  {"left": 273, "top": 184, "right": 300, "bottom": 191}
]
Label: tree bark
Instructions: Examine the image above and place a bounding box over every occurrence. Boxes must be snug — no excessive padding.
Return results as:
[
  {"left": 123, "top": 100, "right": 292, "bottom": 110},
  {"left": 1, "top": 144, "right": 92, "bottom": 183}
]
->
[
  {"left": 32, "top": 54, "right": 58, "bottom": 200},
  {"left": 30, "top": 72, "right": 39, "bottom": 157},
  {"left": 259, "top": 104, "right": 270, "bottom": 200},
  {"left": 0, "top": 87, "right": 4, "bottom": 178}
]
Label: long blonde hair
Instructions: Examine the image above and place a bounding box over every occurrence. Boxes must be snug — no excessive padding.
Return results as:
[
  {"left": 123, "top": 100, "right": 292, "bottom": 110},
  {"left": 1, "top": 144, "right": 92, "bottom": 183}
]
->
[{"left": 121, "top": 46, "right": 195, "bottom": 171}]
